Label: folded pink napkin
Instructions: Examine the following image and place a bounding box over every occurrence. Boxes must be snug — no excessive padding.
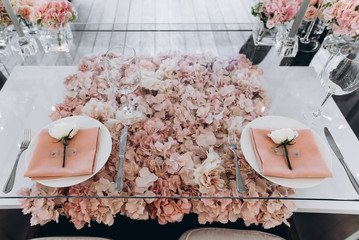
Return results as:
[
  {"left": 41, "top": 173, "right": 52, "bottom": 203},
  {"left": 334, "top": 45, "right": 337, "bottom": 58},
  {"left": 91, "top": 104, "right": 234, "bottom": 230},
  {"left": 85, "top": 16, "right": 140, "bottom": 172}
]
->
[
  {"left": 24, "top": 127, "right": 100, "bottom": 180},
  {"left": 250, "top": 128, "right": 332, "bottom": 178}
]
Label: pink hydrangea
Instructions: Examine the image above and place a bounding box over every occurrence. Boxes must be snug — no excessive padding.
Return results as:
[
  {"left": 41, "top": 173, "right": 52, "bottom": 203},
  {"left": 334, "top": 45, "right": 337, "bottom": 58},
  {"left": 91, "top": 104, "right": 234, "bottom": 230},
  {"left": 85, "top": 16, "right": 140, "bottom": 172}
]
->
[
  {"left": 24, "top": 0, "right": 77, "bottom": 30},
  {"left": 322, "top": 0, "right": 359, "bottom": 37},
  {"left": 19, "top": 52, "right": 296, "bottom": 230},
  {"left": 252, "top": 0, "right": 302, "bottom": 29}
]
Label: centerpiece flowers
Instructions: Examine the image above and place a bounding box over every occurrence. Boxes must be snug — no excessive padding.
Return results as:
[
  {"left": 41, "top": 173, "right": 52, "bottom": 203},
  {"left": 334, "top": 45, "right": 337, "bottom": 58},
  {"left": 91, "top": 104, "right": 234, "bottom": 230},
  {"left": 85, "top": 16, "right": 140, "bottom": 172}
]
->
[
  {"left": 49, "top": 122, "right": 79, "bottom": 168},
  {"left": 18, "top": 52, "right": 297, "bottom": 230},
  {"left": 251, "top": 0, "right": 302, "bottom": 45},
  {"left": 268, "top": 128, "right": 298, "bottom": 170},
  {"left": 26, "top": 0, "right": 77, "bottom": 52},
  {"left": 323, "top": 0, "right": 359, "bottom": 38},
  {"left": 322, "top": 0, "right": 359, "bottom": 52},
  {"left": 0, "top": 2, "right": 11, "bottom": 28},
  {"left": 305, "top": 0, "right": 325, "bottom": 21}
]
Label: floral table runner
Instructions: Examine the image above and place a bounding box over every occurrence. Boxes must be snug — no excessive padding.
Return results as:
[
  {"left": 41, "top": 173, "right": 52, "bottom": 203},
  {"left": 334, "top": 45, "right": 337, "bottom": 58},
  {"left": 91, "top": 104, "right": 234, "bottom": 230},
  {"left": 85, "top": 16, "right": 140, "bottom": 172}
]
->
[{"left": 19, "top": 52, "right": 296, "bottom": 229}]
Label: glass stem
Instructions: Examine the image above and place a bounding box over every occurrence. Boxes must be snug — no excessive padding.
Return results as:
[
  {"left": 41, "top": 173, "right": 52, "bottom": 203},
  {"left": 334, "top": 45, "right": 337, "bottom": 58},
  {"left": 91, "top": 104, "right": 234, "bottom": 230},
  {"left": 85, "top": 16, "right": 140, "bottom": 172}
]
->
[
  {"left": 313, "top": 92, "right": 333, "bottom": 118},
  {"left": 301, "top": 1, "right": 324, "bottom": 43}
]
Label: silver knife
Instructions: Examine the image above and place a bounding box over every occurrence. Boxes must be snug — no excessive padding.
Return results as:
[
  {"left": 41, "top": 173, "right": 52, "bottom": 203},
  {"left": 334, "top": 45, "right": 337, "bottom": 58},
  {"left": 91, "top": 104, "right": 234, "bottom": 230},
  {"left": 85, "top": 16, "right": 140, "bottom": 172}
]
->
[
  {"left": 324, "top": 127, "right": 359, "bottom": 195},
  {"left": 115, "top": 125, "right": 128, "bottom": 192}
]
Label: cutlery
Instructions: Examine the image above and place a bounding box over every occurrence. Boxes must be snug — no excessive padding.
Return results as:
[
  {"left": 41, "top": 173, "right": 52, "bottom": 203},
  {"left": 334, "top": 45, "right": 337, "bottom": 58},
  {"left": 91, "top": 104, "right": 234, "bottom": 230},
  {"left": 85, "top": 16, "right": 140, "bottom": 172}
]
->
[
  {"left": 228, "top": 133, "right": 246, "bottom": 194},
  {"left": 3, "top": 128, "right": 31, "bottom": 193},
  {"left": 115, "top": 125, "right": 128, "bottom": 192},
  {"left": 324, "top": 127, "right": 359, "bottom": 195}
]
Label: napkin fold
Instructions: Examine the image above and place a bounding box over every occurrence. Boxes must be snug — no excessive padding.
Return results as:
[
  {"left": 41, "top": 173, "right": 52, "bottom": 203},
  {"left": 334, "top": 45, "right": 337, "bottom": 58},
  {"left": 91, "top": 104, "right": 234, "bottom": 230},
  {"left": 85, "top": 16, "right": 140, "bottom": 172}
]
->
[
  {"left": 250, "top": 128, "right": 332, "bottom": 178},
  {"left": 24, "top": 127, "right": 100, "bottom": 180}
]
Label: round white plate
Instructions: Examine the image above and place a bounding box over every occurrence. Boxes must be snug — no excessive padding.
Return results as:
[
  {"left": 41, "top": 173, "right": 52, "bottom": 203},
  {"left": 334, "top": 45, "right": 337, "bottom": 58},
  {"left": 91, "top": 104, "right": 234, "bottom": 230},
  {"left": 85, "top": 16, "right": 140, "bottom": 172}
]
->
[
  {"left": 25, "top": 116, "right": 112, "bottom": 188},
  {"left": 240, "top": 115, "right": 332, "bottom": 188}
]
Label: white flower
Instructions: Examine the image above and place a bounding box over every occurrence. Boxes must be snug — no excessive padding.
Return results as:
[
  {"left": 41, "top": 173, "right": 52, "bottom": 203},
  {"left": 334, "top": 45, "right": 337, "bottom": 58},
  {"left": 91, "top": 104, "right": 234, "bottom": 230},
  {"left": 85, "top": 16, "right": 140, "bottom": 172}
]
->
[
  {"left": 49, "top": 122, "right": 79, "bottom": 140},
  {"left": 156, "top": 58, "right": 179, "bottom": 80},
  {"left": 193, "top": 147, "right": 226, "bottom": 194},
  {"left": 267, "top": 128, "right": 298, "bottom": 145},
  {"left": 81, "top": 98, "right": 116, "bottom": 122}
]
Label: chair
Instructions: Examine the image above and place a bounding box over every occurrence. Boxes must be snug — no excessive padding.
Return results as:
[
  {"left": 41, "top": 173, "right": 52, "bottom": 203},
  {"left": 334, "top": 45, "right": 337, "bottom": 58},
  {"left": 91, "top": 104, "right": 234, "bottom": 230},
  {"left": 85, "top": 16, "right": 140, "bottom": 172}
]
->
[
  {"left": 178, "top": 228, "right": 285, "bottom": 240},
  {"left": 30, "top": 237, "right": 112, "bottom": 240}
]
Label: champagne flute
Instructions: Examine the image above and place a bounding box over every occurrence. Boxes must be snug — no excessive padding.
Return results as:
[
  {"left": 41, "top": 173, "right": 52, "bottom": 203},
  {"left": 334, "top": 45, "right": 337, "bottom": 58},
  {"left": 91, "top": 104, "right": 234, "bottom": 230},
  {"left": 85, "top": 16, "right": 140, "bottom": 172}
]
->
[
  {"left": 304, "top": 46, "right": 359, "bottom": 123},
  {"left": 105, "top": 46, "right": 141, "bottom": 122}
]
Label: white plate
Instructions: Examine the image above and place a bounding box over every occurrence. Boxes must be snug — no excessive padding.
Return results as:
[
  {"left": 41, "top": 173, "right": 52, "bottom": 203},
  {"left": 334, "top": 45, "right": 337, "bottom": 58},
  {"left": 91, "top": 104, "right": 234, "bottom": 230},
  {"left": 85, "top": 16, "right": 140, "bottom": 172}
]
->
[
  {"left": 25, "top": 116, "right": 112, "bottom": 188},
  {"left": 240, "top": 115, "right": 332, "bottom": 188}
]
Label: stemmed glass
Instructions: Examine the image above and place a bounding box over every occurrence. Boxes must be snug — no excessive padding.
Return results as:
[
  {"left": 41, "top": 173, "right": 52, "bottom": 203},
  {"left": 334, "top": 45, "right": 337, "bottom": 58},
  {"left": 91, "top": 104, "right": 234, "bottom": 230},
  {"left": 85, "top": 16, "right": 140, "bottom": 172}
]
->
[
  {"left": 105, "top": 46, "right": 141, "bottom": 123},
  {"left": 298, "top": 1, "right": 324, "bottom": 52},
  {"left": 304, "top": 46, "right": 359, "bottom": 123}
]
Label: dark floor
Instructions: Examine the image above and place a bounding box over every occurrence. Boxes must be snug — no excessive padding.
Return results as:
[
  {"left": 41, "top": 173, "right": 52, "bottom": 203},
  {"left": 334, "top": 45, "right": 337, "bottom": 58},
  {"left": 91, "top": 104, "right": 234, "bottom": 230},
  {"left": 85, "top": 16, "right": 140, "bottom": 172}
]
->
[
  {"left": 30, "top": 213, "right": 291, "bottom": 240},
  {"left": 1, "top": 207, "right": 359, "bottom": 239},
  {"left": 0, "top": 209, "right": 292, "bottom": 240}
]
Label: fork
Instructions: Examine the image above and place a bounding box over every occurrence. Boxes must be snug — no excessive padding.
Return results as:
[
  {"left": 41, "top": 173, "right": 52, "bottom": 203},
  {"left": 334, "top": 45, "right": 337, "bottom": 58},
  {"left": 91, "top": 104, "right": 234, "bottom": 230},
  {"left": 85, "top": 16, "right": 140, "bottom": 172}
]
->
[
  {"left": 228, "top": 133, "right": 246, "bottom": 194},
  {"left": 3, "top": 128, "right": 31, "bottom": 193}
]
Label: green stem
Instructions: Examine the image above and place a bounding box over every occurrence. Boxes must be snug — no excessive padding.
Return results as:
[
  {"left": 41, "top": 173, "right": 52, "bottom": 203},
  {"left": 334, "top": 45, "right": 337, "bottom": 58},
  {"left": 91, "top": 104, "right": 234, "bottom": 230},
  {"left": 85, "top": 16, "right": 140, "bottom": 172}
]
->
[
  {"left": 283, "top": 143, "right": 292, "bottom": 170},
  {"left": 57, "top": 30, "right": 62, "bottom": 47},
  {"left": 259, "top": 27, "right": 267, "bottom": 42},
  {"left": 62, "top": 138, "right": 67, "bottom": 168}
]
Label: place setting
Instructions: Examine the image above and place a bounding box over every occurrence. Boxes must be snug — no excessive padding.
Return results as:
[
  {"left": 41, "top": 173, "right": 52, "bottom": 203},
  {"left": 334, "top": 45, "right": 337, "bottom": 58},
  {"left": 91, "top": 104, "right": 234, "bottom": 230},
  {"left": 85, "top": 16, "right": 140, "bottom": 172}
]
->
[{"left": 22, "top": 115, "right": 112, "bottom": 188}]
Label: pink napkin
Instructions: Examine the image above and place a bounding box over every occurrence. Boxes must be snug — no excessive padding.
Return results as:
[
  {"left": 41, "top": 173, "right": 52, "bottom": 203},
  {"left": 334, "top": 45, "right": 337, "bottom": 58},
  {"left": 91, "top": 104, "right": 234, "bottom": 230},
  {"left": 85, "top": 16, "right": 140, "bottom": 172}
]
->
[
  {"left": 24, "top": 127, "right": 100, "bottom": 180},
  {"left": 250, "top": 128, "right": 332, "bottom": 178}
]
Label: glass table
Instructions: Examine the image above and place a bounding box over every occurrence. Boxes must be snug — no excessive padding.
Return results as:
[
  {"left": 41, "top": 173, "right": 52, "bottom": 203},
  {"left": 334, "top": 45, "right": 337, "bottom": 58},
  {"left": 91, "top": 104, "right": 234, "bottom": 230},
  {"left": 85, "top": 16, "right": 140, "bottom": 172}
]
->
[{"left": 0, "top": 23, "right": 358, "bottom": 216}]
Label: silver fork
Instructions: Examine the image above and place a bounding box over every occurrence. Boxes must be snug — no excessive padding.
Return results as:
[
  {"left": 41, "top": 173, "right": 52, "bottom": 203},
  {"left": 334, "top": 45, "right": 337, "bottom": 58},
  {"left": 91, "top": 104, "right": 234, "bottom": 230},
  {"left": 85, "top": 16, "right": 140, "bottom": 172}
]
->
[
  {"left": 3, "top": 128, "right": 31, "bottom": 193},
  {"left": 228, "top": 133, "right": 246, "bottom": 194}
]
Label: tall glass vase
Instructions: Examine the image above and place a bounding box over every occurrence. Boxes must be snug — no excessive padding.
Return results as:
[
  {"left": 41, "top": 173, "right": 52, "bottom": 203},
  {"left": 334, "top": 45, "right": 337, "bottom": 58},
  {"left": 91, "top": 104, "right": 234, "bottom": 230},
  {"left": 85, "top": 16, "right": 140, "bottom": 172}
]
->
[{"left": 39, "top": 24, "right": 73, "bottom": 53}]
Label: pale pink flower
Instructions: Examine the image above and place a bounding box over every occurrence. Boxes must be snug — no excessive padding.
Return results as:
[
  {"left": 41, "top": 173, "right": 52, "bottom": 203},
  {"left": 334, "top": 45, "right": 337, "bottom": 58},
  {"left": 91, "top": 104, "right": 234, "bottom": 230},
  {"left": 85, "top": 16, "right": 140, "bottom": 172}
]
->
[
  {"left": 323, "top": 0, "right": 359, "bottom": 36},
  {"left": 193, "top": 147, "right": 227, "bottom": 194},
  {"left": 81, "top": 98, "right": 116, "bottom": 123},
  {"left": 135, "top": 167, "right": 158, "bottom": 193}
]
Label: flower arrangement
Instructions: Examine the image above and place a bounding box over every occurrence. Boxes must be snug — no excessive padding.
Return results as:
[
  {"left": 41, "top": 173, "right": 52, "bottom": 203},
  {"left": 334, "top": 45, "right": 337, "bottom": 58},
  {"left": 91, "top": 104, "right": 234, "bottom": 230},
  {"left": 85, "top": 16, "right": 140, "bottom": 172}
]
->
[
  {"left": 27, "top": 0, "right": 77, "bottom": 30},
  {"left": 251, "top": 0, "right": 302, "bottom": 29},
  {"left": 0, "top": 2, "right": 12, "bottom": 27},
  {"left": 16, "top": 0, "right": 37, "bottom": 22},
  {"left": 322, "top": 0, "right": 359, "bottom": 37},
  {"left": 305, "top": 0, "right": 324, "bottom": 21},
  {"left": 19, "top": 52, "right": 296, "bottom": 229}
]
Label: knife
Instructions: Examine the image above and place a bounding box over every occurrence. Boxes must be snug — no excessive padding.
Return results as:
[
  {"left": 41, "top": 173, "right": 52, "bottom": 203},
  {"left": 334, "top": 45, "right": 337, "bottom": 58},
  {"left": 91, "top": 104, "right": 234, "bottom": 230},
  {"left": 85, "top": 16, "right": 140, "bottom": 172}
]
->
[
  {"left": 324, "top": 127, "right": 359, "bottom": 195},
  {"left": 115, "top": 125, "right": 128, "bottom": 192}
]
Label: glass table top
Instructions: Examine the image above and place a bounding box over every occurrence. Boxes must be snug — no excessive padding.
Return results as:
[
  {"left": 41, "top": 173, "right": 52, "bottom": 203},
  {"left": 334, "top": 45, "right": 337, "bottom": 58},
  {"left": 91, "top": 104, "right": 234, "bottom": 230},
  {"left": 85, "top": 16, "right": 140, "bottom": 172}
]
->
[{"left": 0, "top": 23, "right": 358, "bottom": 212}]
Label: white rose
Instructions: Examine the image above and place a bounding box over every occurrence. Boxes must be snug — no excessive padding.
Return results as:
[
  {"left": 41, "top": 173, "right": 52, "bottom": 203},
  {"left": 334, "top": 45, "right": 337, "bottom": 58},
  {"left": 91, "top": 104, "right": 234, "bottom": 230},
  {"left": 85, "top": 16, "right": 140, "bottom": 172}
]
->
[
  {"left": 49, "top": 122, "right": 79, "bottom": 140},
  {"left": 267, "top": 128, "right": 298, "bottom": 144}
]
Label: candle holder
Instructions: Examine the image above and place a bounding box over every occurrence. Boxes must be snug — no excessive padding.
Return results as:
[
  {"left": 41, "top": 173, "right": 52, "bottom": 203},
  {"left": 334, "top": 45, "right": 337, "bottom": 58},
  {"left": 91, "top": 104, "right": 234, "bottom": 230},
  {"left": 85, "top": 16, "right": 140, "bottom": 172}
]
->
[
  {"left": 1, "top": 0, "right": 38, "bottom": 57},
  {"left": 275, "top": 22, "right": 298, "bottom": 57},
  {"left": 10, "top": 33, "right": 38, "bottom": 57},
  {"left": 276, "top": 33, "right": 298, "bottom": 57}
]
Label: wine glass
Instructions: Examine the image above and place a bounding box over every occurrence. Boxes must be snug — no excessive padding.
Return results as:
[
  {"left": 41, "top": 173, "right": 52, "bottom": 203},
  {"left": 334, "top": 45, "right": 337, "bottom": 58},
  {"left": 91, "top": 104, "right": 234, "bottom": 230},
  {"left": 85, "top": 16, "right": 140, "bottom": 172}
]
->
[
  {"left": 105, "top": 46, "right": 141, "bottom": 123},
  {"left": 304, "top": 45, "right": 359, "bottom": 123}
]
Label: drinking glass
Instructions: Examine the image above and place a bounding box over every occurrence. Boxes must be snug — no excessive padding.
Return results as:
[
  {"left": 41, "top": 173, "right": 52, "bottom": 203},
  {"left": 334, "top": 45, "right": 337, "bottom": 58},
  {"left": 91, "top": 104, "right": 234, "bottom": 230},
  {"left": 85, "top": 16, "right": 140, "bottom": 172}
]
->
[
  {"left": 305, "top": 46, "right": 359, "bottom": 123},
  {"left": 105, "top": 46, "right": 141, "bottom": 120}
]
